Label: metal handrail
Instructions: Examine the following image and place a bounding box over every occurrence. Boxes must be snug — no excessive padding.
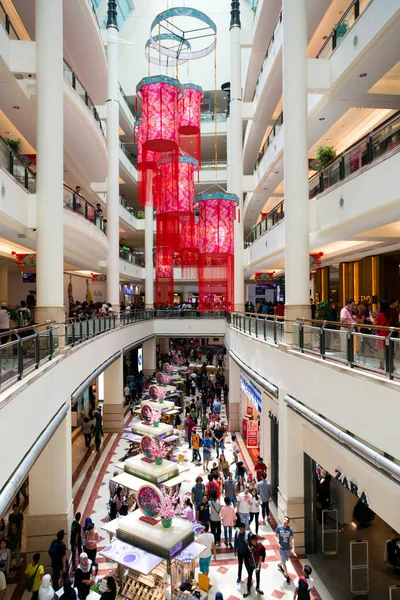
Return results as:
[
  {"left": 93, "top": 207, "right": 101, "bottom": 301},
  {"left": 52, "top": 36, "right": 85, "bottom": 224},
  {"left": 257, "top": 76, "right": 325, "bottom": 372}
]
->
[
  {"left": 316, "top": 0, "right": 372, "bottom": 59},
  {"left": 0, "top": 1, "right": 19, "bottom": 39},
  {"left": 63, "top": 59, "right": 104, "bottom": 136},
  {"left": 254, "top": 111, "right": 283, "bottom": 172},
  {"left": 120, "top": 140, "right": 138, "bottom": 167},
  {"left": 0, "top": 136, "right": 36, "bottom": 192},
  {"left": 308, "top": 110, "right": 400, "bottom": 198},
  {"left": 63, "top": 185, "right": 106, "bottom": 233},
  {"left": 252, "top": 11, "right": 282, "bottom": 101},
  {"left": 229, "top": 312, "right": 400, "bottom": 380},
  {"left": 244, "top": 199, "right": 285, "bottom": 247}
]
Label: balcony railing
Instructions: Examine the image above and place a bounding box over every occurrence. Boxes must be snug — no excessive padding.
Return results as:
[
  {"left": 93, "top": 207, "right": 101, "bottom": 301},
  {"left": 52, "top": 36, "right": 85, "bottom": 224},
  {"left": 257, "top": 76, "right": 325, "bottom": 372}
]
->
[
  {"left": 230, "top": 313, "right": 400, "bottom": 381},
  {"left": 63, "top": 60, "right": 104, "bottom": 136},
  {"left": 317, "top": 0, "right": 373, "bottom": 59},
  {"left": 200, "top": 111, "right": 227, "bottom": 122},
  {"left": 201, "top": 160, "right": 228, "bottom": 171},
  {"left": 119, "top": 248, "right": 145, "bottom": 267},
  {"left": 244, "top": 200, "right": 284, "bottom": 248},
  {"left": 252, "top": 11, "right": 282, "bottom": 101},
  {"left": 120, "top": 140, "right": 138, "bottom": 167},
  {"left": 309, "top": 111, "right": 400, "bottom": 199},
  {"left": 120, "top": 196, "right": 144, "bottom": 219},
  {"left": 0, "top": 323, "right": 59, "bottom": 391},
  {"left": 254, "top": 112, "right": 283, "bottom": 172},
  {"left": 119, "top": 83, "right": 139, "bottom": 121},
  {"left": 0, "top": 1, "right": 18, "bottom": 39},
  {"left": 0, "top": 137, "right": 36, "bottom": 192},
  {"left": 63, "top": 186, "right": 106, "bottom": 233}
]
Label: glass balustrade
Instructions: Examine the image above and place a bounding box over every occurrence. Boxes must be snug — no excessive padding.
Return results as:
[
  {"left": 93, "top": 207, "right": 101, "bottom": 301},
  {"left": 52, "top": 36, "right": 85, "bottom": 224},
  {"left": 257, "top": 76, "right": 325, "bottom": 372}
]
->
[
  {"left": 63, "top": 60, "right": 104, "bottom": 135},
  {"left": 317, "top": 0, "right": 373, "bottom": 59}
]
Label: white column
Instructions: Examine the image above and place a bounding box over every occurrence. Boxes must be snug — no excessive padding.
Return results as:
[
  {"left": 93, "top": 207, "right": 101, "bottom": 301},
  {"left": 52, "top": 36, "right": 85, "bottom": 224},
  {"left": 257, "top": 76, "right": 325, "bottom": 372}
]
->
[
  {"left": 106, "top": 12, "right": 120, "bottom": 312},
  {"left": 27, "top": 411, "right": 73, "bottom": 566},
  {"left": 0, "top": 264, "right": 8, "bottom": 303},
  {"left": 278, "top": 388, "right": 305, "bottom": 553},
  {"left": 230, "top": 17, "right": 245, "bottom": 312},
  {"left": 35, "top": 0, "right": 64, "bottom": 325},
  {"left": 142, "top": 338, "right": 156, "bottom": 376},
  {"left": 103, "top": 355, "right": 124, "bottom": 432},
  {"left": 145, "top": 204, "right": 154, "bottom": 309},
  {"left": 283, "top": 0, "right": 311, "bottom": 327}
]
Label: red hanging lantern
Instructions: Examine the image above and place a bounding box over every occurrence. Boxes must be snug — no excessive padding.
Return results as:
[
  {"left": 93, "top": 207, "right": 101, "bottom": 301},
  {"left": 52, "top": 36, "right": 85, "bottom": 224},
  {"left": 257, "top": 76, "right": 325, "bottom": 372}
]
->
[
  {"left": 137, "top": 75, "right": 183, "bottom": 152},
  {"left": 155, "top": 155, "right": 198, "bottom": 252},
  {"left": 136, "top": 120, "right": 160, "bottom": 207},
  {"left": 155, "top": 245, "right": 174, "bottom": 307},
  {"left": 178, "top": 84, "right": 203, "bottom": 165},
  {"left": 310, "top": 252, "right": 324, "bottom": 268},
  {"left": 195, "top": 192, "right": 238, "bottom": 312},
  {"left": 180, "top": 213, "right": 199, "bottom": 278}
]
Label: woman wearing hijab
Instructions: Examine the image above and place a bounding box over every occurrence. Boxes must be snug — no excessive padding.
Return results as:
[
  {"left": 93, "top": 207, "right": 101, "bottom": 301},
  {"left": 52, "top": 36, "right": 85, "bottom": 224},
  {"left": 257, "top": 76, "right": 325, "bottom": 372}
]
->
[
  {"left": 74, "top": 553, "right": 95, "bottom": 600},
  {"left": 59, "top": 580, "right": 77, "bottom": 600},
  {"left": 100, "top": 577, "right": 117, "bottom": 600},
  {"left": 38, "top": 574, "right": 54, "bottom": 600}
]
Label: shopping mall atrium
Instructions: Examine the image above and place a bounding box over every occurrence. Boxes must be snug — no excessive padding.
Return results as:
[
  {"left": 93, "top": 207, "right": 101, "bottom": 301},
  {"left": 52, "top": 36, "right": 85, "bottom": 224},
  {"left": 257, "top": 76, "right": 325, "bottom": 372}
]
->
[{"left": 0, "top": 0, "right": 399, "bottom": 599}]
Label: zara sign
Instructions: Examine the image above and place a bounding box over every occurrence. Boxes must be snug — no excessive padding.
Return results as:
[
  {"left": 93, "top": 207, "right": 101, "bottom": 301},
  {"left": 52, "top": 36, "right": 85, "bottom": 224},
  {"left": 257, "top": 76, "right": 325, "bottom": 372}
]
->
[{"left": 335, "top": 469, "right": 369, "bottom": 506}]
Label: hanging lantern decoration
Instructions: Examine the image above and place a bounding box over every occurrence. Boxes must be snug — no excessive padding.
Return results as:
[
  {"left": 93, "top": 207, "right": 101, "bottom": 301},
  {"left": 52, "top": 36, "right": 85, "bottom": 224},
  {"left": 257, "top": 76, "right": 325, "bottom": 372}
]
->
[
  {"left": 178, "top": 84, "right": 203, "bottom": 165},
  {"left": 136, "top": 120, "right": 159, "bottom": 207},
  {"left": 180, "top": 213, "right": 199, "bottom": 278},
  {"left": 155, "top": 245, "right": 174, "bottom": 307},
  {"left": 310, "top": 252, "right": 324, "bottom": 268},
  {"left": 155, "top": 155, "right": 198, "bottom": 253},
  {"left": 137, "top": 76, "right": 183, "bottom": 153},
  {"left": 195, "top": 192, "right": 238, "bottom": 312},
  {"left": 255, "top": 272, "right": 275, "bottom": 282}
]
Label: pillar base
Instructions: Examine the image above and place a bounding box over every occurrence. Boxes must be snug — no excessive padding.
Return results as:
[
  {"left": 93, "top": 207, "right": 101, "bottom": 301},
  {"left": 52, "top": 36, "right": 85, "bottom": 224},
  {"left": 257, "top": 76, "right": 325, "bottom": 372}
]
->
[
  {"left": 234, "top": 303, "right": 245, "bottom": 313},
  {"left": 145, "top": 304, "right": 154, "bottom": 310},
  {"left": 284, "top": 304, "right": 311, "bottom": 345},
  {"left": 26, "top": 503, "right": 74, "bottom": 567},
  {"left": 228, "top": 401, "right": 240, "bottom": 432},
  {"left": 277, "top": 489, "right": 305, "bottom": 555},
  {"left": 103, "top": 399, "right": 125, "bottom": 432}
]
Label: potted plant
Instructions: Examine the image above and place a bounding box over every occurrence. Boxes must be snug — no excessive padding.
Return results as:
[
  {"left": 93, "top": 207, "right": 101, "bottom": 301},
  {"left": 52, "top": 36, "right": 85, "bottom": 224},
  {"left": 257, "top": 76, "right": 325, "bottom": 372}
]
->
[
  {"left": 5, "top": 137, "right": 23, "bottom": 155},
  {"left": 315, "top": 301, "right": 330, "bottom": 320},
  {"left": 158, "top": 488, "right": 182, "bottom": 528},
  {"left": 6, "top": 305, "right": 29, "bottom": 328},
  {"left": 149, "top": 438, "right": 167, "bottom": 465},
  {"left": 315, "top": 145, "right": 336, "bottom": 169}
]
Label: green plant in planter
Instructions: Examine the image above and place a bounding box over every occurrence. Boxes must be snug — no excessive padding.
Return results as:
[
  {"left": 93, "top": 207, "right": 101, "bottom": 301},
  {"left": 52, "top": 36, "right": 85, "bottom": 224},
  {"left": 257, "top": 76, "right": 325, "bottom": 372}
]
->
[
  {"left": 315, "top": 301, "right": 330, "bottom": 320},
  {"left": 315, "top": 145, "right": 336, "bottom": 169},
  {"left": 6, "top": 305, "right": 30, "bottom": 328},
  {"left": 5, "top": 137, "right": 23, "bottom": 155}
]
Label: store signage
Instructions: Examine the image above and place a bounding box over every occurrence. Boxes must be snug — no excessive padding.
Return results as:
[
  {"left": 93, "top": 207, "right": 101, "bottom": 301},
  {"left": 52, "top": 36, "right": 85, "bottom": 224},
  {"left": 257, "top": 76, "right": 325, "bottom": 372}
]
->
[
  {"left": 247, "top": 420, "right": 259, "bottom": 448},
  {"left": 124, "top": 285, "right": 133, "bottom": 295},
  {"left": 240, "top": 374, "right": 262, "bottom": 413},
  {"left": 335, "top": 469, "right": 369, "bottom": 506}
]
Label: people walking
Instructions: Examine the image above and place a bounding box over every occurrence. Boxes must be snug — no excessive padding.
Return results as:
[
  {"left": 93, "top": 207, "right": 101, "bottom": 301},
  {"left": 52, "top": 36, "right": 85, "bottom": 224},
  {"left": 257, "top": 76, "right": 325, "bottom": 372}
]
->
[
  {"left": 234, "top": 523, "right": 249, "bottom": 585},
  {"left": 276, "top": 517, "right": 296, "bottom": 585},
  {"left": 237, "top": 487, "right": 252, "bottom": 531},
  {"left": 220, "top": 497, "right": 236, "bottom": 548},
  {"left": 209, "top": 491, "right": 222, "bottom": 546},
  {"left": 25, "top": 553, "right": 44, "bottom": 600},
  {"left": 257, "top": 472, "right": 272, "bottom": 524},
  {"left": 249, "top": 488, "right": 261, "bottom": 535},
  {"left": 243, "top": 534, "right": 266, "bottom": 597}
]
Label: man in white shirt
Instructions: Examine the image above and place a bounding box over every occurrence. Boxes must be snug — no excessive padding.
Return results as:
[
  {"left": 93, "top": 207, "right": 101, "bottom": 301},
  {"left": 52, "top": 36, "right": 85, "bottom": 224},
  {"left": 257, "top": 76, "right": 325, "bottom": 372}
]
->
[
  {"left": 0, "top": 302, "right": 10, "bottom": 340},
  {"left": 237, "top": 488, "right": 252, "bottom": 531},
  {"left": 197, "top": 523, "right": 216, "bottom": 576},
  {"left": 231, "top": 434, "right": 240, "bottom": 465},
  {"left": 340, "top": 298, "right": 355, "bottom": 356}
]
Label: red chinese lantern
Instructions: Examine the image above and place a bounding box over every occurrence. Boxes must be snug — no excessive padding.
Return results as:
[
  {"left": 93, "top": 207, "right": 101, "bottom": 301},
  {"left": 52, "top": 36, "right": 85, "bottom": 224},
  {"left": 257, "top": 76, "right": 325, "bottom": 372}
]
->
[
  {"left": 137, "top": 75, "right": 183, "bottom": 152},
  {"left": 195, "top": 192, "right": 238, "bottom": 312},
  {"left": 155, "top": 245, "right": 174, "bottom": 307},
  {"left": 178, "top": 84, "right": 203, "bottom": 165},
  {"left": 155, "top": 155, "right": 197, "bottom": 253},
  {"left": 180, "top": 213, "right": 199, "bottom": 278},
  {"left": 136, "top": 120, "right": 159, "bottom": 207}
]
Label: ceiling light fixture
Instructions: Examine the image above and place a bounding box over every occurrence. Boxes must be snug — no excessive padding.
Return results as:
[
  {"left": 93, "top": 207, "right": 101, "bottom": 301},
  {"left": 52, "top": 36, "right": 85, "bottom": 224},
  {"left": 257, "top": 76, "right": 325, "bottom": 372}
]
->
[
  {"left": 319, "top": 117, "right": 325, "bottom": 121},
  {"left": 325, "top": 138, "right": 330, "bottom": 142},
  {"left": 359, "top": 73, "right": 367, "bottom": 78},
  {"left": 274, "top": 171, "right": 279, "bottom": 174},
  {"left": 13, "top": 105, "right": 20, "bottom": 109}
]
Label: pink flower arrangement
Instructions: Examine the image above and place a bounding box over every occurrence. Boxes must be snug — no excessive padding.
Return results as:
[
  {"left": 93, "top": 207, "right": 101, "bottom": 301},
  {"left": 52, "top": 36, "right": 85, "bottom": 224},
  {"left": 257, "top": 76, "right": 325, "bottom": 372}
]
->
[
  {"left": 149, "top": 438, "right": 167, "bottom": 459},
  {"left": 157, "top": 488, "right": 183, "bottom": 520},
  {"left": 149, "top": 408, "right": 161, "bottom": 425}
]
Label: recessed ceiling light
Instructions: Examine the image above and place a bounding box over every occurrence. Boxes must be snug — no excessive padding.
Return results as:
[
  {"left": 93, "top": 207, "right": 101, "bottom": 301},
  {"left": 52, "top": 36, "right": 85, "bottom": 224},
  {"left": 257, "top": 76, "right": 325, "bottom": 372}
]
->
[
  {"left": 223, "top": 96, "right": 226, "bottom": 99},
  {"left": 319, "top": 117, "right": 325, "bottom": 121},
  {"left": 357, "top": 107, "right": 363, "bottom": 110},
  {"left": 322, "top": 35, "right": 328, "bottom": 40},
  {"left": 325, "top": 138, "right": 330, "bottom": 142},
  {"left": 359, "top": 73, "right": 367, "bottom": 78},
  {"left": 274, "top": 171, "right": 279, "bottom": 174},
  {"left": 13, "top": 105, "right": 20, "bottom": 109},
  {"left": 5, "top": 131, "right": 11, "bottom": 135}
]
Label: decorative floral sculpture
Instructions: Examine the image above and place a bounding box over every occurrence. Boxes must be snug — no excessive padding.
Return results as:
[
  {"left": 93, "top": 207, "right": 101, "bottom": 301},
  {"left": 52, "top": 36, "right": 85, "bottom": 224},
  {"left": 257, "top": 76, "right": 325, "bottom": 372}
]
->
[
  {"left": 149, "top": 438, "right": 167, "bottom": 465},
  {"left": 149, "top": 408, "right": 161, "bottom": 427},
  {"left": 153, "top": 488, "right": 183, "bottom": 528}
]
